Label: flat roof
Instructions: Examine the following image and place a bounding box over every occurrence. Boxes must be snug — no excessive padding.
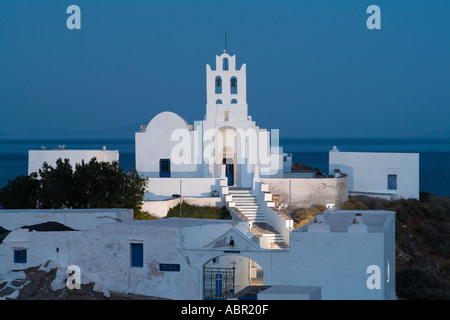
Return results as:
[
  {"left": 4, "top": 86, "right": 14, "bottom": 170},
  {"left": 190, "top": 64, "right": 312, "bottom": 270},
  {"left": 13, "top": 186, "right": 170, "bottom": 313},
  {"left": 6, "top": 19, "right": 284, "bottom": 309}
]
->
[
  {"left": 124, "top": 217, "right": 244, "bottom": 228},
  {"left": 296, "top": 210, "right": 394, "bottom": 233}
]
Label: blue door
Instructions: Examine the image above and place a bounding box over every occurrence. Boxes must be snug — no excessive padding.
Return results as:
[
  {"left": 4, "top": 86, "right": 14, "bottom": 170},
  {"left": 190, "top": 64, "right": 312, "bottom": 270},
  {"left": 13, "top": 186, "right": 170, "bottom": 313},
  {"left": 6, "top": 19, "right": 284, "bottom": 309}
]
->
[
  {"left": 131, "top": 243, "right": 143, "bottom": 267},
  {"left": 225, "top": 162, "right": 234, "bottom": 186},
  {"left": 215, "top": 274, "right": 223, "bottom": 297},
  {"left": 204, "top": 267, "right": 235, "bottom": 300},
  {"left": 159, "top": 159, "right": 170, "bottom": 177}
]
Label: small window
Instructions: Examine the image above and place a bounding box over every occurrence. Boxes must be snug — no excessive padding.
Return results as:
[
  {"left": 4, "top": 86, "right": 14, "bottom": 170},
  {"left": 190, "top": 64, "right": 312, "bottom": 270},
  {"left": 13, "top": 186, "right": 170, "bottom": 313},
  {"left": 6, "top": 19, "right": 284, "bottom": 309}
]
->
[
  {"left": 387, "top": 174, "right": 397, "bottom": 190},
  {"left": 215, "top": 76, "right": 222, "bottom": 94},
  {"left": 216, "top": 99, "right": 223, "bottom": 104},
  {"left": 160, "top": 159, "right": 170, "bottom": 177},
  {"left": 231, "top": 99, "right": 237, "bottom": 104},
  {"left": 14, "top": 249, "right": 27, "bottom": 263},
  {"left": 224, "top": 111, "right": 229, "bottom": 121},
  {"left": 230, "top": 77, "right": 237, "bottom": 94},
  {"left": 223, "top": 58, "right": 229, "bottom": 71},
  {"left": 131, "top": 243, "right": 143, "bottom": 267}
]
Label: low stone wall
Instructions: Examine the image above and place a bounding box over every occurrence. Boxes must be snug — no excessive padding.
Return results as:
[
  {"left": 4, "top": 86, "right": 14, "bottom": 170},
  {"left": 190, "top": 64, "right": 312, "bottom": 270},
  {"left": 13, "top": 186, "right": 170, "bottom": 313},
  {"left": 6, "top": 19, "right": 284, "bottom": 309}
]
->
[
  {"left": 259, "top": 176, "right": 348, "bottom": 209},
  {"left": 142, "top": 197, "right": 223, "bottom": 218},
  {"left": 145, "top": 177, "right": 220, "bottom": 199}
]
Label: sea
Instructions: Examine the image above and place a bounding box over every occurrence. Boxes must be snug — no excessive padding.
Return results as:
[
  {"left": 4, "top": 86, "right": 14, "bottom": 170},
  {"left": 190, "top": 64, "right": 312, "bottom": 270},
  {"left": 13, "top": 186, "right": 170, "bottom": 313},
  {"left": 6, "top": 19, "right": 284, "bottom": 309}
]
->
[{"left": 0, "top": 138, "right": 449, "bottom": 197}]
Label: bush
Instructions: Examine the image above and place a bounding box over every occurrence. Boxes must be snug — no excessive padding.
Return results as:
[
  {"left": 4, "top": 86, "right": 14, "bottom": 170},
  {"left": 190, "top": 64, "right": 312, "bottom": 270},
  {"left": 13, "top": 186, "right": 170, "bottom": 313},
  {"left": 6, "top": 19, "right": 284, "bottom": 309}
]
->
[
  {"left": 415, "top": 223, "right": 450, "bottom": 259},
  {"left": 340, "top": 197, "right": 369, "bottom": 210},
  {"left": 133, "top": 211, "right": 159, "bottom": 220},
  {"left": 0, "top": 158, "right": 147, "bottom": 215},
  {"left": 396, "top": 268, "right": 450, "bottom": 300},
  {"left": 294, "top": 205, "right": 326, "bottom": 228},
  {"left": 0, "top": 173, "right": 40, "bottom": 209},
  {"left": 166, "top": 202, "right": 231, "bottom": 220}
]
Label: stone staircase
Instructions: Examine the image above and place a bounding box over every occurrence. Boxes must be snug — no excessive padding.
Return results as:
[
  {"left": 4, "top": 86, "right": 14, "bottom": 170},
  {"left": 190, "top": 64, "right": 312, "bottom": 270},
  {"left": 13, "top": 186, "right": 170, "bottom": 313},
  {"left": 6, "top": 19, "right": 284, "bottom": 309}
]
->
[
  {"left": 227, "top": 187, "right": 288, "bottom": 249},
  {"left": 228, "top": 188, "right": 266, "bottom": 223}
]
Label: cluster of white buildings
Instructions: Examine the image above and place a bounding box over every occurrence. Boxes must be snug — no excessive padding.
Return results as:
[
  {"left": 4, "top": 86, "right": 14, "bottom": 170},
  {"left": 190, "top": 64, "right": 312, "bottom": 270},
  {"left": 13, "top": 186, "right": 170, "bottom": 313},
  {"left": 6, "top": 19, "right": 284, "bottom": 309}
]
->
[{"left": 1, "top": 50, "right": 419, "bottom": 300}]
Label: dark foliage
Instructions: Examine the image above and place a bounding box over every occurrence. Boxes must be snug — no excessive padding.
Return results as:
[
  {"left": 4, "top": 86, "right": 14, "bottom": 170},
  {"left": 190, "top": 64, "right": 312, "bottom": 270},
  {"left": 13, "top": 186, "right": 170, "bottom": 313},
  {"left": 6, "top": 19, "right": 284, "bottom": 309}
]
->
[
  {"left": 166, "top": 202, "right": 231, "bottom": 220},
  {"left": 0, "top": 158, "right": 147, "bottom": 214},
  {"left": 0, "top": 173, "right": 40, "bottom": 209},
  {"left": 350, "top": 193, "right": 450, "bottom": 300},
  {"left": 396, "top": 268, "right": 450, "bottom": 300}
]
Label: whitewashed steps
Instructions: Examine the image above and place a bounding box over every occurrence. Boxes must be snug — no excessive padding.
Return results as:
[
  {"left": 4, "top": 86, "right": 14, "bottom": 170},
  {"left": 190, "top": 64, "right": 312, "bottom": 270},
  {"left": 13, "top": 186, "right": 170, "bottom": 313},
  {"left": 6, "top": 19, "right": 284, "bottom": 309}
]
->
[{"left": 228, "top": 188, "right": 266, "bottom": 224}]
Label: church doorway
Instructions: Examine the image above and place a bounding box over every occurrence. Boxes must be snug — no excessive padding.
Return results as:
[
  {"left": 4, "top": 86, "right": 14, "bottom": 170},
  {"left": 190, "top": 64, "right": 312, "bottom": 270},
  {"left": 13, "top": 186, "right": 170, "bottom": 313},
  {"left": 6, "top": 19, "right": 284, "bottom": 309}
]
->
[
  {"left": 217, "top": 126, "right": 238, "bottom": 186},
  {"left": 203, "top": 255, "right": 263, "bottom": 300},
  {"left": 223, "top": 158, "right": 234, "bottom": 186}
]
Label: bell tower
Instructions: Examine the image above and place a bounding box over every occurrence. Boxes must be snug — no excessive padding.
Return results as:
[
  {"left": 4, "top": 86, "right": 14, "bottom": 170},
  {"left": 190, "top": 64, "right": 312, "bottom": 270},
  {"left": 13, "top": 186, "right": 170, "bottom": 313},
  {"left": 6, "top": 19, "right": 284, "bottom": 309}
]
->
[{"left": 205, "top": 51, "right": 248, "bottom": 122}]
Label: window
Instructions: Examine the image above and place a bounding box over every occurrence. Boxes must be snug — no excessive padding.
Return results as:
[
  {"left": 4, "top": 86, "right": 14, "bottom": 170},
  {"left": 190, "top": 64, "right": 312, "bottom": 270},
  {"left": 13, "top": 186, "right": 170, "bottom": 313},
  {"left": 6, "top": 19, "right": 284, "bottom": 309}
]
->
[
  {"left": 230, "top": 77, "right": 237, "bottom": 94},
  {"left": 14, "top": 249, "right": 27, "bottom": 263},
  {"left": 231, "top": 99, "right": 237, "bottom": 104},
  {"left": 159, "top": 159, "right": 170, "bottom": 177},
  {"left": 216, "top": 99, "right": 222, "bottom": 104},
  {"left": 223, "top": 58, "right": 229, "bottom": 71},
  {"left": 215, "top": 76, "right": 222, "bottom": 94},
  {"left": 387, "top": 174, "right": 397, "bottom": 190},
  {"left": 224, "top": 111, "right": 229, "bottom": 121},
  {"left": 130, "top": 243, "right": 143, "bottom": 267}
]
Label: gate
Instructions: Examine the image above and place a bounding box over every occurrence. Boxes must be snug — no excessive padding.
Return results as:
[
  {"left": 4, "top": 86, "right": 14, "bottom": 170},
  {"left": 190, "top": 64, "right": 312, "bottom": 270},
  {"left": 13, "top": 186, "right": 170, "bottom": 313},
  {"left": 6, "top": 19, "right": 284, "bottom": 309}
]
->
[{"left": 204, "top": 267, "right": 235, "bottom": 300}]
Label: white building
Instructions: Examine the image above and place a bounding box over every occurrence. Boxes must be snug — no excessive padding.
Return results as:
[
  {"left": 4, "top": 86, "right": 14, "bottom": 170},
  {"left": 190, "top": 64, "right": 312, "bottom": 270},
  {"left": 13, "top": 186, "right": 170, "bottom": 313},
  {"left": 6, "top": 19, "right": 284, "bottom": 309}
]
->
[
  {"left": 329, "top": 146, "right": 419, "bottom": 200},
  {"left": 135, "top": 51, "right": 349, "bottom": 223},
  {"left": 8, "top": 49, "right": 405, "bottom": 301},
  {"left": 28, "top": 148, "right": 119, "bottom": 175},
  {"left": 0, "top": 208, "right": 396, "bottom": 300},
  {"left": 136, "top": 51, "right": 283, "bottom": 189}
]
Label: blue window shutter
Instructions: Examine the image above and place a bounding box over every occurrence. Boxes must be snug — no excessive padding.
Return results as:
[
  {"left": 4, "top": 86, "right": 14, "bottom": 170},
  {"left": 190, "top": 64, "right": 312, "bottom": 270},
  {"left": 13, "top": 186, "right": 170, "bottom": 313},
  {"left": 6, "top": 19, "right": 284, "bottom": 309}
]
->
[
  {"left": 14, "top": 249, "right": 27, "bottom": 263},
  {"left": 388, "top": 174, "right": 397, "bottom": 190},
  {"left": 159, "top": 159, "right": 170, "bottom": 177},
  {"left": 131, "top": 243, "right": 143, "bottom": 267}
]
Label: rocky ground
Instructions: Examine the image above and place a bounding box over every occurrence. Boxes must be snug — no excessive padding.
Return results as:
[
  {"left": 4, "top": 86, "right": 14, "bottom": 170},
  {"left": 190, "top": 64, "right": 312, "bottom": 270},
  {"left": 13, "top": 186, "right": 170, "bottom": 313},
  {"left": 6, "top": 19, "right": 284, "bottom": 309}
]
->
[{"left": 0, "top": 260, "right": 167, "bottom": 300}]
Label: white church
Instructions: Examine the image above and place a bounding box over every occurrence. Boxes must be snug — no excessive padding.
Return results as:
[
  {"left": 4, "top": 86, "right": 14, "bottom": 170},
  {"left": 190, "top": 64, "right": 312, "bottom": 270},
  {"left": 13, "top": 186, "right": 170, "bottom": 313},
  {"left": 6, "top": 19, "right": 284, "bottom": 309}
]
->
[
  {"left": 136, "top": 51, "right": 349, "bottom": 221},
  {"left": 135, "top": 50, "right": 284, "bottom": 186},
  {"left": 0, "top": 49, "right": 406, "bottom": 300}
]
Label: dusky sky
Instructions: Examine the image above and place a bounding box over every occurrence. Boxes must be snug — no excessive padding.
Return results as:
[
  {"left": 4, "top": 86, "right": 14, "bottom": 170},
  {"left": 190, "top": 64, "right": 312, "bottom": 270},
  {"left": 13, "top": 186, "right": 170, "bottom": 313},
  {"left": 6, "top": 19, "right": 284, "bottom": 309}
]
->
[{"left": 0, "top": 0, "right": 449, "bottom": 139}]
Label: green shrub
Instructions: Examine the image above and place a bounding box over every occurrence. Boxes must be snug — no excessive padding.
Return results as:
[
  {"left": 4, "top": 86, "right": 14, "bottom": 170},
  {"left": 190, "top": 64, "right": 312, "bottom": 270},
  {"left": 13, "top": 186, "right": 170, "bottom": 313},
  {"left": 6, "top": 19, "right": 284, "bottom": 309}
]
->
[
  {"left": 340, "top": 197, "right": 369, "bottom": 210},
  {"left": 166, "top": 202, "right": 231, "bottom": 220},
  {"left": 133, "top": 211, "right": 158, "bottom": 220},
  {"left": 294, "top": 205, "right": 326, "bottom": 228}
]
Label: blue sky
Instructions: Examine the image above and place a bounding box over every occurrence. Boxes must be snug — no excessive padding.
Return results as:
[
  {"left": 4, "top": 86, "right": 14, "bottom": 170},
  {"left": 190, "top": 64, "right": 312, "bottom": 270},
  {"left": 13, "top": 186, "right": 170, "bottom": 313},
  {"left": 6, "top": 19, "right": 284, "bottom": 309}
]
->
[{"left": 0, "top": 0, "right": 449, "bottom": 139}]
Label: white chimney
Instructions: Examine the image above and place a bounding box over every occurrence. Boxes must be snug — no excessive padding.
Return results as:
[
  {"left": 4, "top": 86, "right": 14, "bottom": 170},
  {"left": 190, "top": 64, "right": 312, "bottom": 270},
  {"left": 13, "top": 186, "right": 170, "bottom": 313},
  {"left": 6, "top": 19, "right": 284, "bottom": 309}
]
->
[
  {"left": 348, "top": 213, "right": 368, "bottom": 233},
  {"left": 330, "top": 146, "right": 339, "bottom": 152},
  {"left": 308, "top": 213, "right": 330, "bottom": 232}
]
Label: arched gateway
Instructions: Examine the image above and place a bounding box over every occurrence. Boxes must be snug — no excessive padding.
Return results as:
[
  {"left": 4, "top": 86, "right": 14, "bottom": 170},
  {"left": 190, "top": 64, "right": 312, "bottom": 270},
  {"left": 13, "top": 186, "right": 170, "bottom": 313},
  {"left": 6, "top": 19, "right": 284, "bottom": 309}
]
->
[{"left": 203, "top": 254, "right": 263, "bottom": 300}]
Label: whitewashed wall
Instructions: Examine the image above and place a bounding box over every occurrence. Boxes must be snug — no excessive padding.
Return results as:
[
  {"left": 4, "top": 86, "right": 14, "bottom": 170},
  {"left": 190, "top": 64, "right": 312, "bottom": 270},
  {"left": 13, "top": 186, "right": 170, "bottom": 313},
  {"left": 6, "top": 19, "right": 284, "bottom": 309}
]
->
[
  {"left": 142, "top": 197, "right": 223, "bottom": 218},
  {"left": 0, "top": 209, "right": 396, "bottom": 300},
  {"left": 259, "top": 176, "right": 348, "bottom": 209},
  {"left": 329, "top": 150, "right": 419, "bottom": 199},
  {"left": 144, "top": 177, "right": 221, "bottom": 200},
  {"left": 272, "top": 211, "right": 397, "bottom": 300},
  {"left": 135, "top": 112, "right": 203, "bottom": 177}
]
